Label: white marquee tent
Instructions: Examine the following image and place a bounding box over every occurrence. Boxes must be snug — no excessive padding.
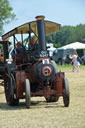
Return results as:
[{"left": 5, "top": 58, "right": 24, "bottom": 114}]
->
[{"left": 61, "top": 42, "right": 85, "bottom": 49}]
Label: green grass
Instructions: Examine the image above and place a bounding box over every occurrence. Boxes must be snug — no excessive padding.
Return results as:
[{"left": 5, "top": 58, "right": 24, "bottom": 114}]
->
[{"left": 57, "top": 64, "right": 85, "bottom": 71}]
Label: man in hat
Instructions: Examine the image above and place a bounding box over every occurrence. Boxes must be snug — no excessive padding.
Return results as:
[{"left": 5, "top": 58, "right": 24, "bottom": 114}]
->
[{"left": 30, "top": 37, "right": 38, "bottom": 50}]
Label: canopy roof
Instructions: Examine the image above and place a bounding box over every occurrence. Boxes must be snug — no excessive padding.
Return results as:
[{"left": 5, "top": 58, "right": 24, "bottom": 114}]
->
[
  {"left": 2, "top": 20, "right": 60, "bottom": 40},
  {"left": 61, "top": 42, "right": 85, "bottom": 49}
]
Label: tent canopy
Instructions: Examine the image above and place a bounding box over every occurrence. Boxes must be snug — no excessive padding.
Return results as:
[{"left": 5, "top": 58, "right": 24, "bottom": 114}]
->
[{"left": 61, "top": 42, "right": 85, "bottom": 49}]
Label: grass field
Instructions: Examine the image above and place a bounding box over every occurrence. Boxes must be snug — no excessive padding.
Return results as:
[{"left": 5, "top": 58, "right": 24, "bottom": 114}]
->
[{"left": 0, "top": 65, "right": 85, "bottom": 128}]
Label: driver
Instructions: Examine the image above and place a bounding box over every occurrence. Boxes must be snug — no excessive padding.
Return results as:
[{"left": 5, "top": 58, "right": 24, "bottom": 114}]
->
[{"left": 30, "top": 37, "right": 38, "bottom": 50}]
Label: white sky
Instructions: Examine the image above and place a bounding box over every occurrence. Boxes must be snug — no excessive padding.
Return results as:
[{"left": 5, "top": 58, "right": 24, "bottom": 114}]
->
[{"left": 3, "top": 0, "right": 85, "bottom": 34}]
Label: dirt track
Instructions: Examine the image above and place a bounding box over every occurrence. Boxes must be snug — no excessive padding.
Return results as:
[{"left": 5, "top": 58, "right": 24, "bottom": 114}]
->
[{"left": 0, "top": 66, "right": 85, "bottom": 128}]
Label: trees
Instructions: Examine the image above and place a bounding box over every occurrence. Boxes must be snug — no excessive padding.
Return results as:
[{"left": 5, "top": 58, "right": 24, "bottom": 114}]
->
[
  {"left": 46, "top": 24, "right": 85, "bottom": 47},
  {"left": 0, "top": 0, "right": 16, "bottom": 35}
]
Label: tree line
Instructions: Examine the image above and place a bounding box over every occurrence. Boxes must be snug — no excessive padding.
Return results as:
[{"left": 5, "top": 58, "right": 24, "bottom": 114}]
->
[{"left": 46, "top": 24, "right": 85, "bottom": 48}]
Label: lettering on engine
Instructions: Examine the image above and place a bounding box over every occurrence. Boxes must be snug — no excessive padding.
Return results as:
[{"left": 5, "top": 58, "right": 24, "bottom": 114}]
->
[{"left": 40, "top": 51, "right": 48, "bottom": 57}]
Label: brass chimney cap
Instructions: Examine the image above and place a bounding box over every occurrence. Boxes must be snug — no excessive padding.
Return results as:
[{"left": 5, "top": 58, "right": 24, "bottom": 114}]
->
[{"left": 35, "top": 15, "right": 45, "bottom": 20}]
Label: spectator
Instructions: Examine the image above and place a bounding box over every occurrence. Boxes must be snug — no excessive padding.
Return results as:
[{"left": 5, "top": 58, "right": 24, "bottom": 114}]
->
[{"left": 71, "top": 52, "right": 80, "bottom": 72}]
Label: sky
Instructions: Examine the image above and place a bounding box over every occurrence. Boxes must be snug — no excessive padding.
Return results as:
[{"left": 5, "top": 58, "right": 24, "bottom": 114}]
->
[{"left": 3, "top": 0, "right": 85, "bottom": 34}]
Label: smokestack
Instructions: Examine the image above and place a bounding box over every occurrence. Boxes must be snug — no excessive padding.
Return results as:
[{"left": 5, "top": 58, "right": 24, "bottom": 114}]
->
[{"left": 35, "top": 16, "right": 46, "bottom": 51}]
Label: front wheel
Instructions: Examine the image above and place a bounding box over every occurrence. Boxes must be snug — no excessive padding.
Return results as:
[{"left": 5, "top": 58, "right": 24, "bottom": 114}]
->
[
  {"left": 25, "top": 79, "right": 31, "bottom": 108},
  {"left": 63, "top": 78, "right": 70, "bottom": 107}
]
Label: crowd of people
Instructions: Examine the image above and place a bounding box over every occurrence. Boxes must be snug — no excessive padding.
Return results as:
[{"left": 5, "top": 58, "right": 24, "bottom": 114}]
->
[
  {"left": 11, "top": 37, "right": 37, "bottom": 56},
  {"left": 10, "top": 37, "right": 38, "bottom": 63}
]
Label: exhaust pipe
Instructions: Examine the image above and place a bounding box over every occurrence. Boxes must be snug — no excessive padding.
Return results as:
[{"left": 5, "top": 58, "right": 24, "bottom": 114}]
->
[{"left": 35, "top": 16, "right": 46, "bottom": 51}]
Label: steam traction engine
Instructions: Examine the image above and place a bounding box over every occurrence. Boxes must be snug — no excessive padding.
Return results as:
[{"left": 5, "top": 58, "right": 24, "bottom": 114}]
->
[{"left": 2, "top": 16, "right": 70, "bottom": 108}]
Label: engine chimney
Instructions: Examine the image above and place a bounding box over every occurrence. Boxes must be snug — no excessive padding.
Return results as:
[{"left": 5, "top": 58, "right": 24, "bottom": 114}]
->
[{"left": 35, "top": 16, "right": 46, "bottom": 51}]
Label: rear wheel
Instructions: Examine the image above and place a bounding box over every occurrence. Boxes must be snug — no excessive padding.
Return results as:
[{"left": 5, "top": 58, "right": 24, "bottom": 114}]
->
[
  {"left": 25, "top": 79, "right": 31, "bottom": 108},
  {"left": 8, "top": 74, "right": 19, "bottom": 106},
  {"left": 63, "top": 78, "right": 70, "bottom": 107}
]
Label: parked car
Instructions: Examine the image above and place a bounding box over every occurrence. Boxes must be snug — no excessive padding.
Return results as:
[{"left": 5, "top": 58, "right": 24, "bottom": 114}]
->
[
  {"left": 81, "top": 55, "right": 85, "bottom": 65},
  {"left": 52, "top": 48, "right": 76, "bottom": 65}
]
